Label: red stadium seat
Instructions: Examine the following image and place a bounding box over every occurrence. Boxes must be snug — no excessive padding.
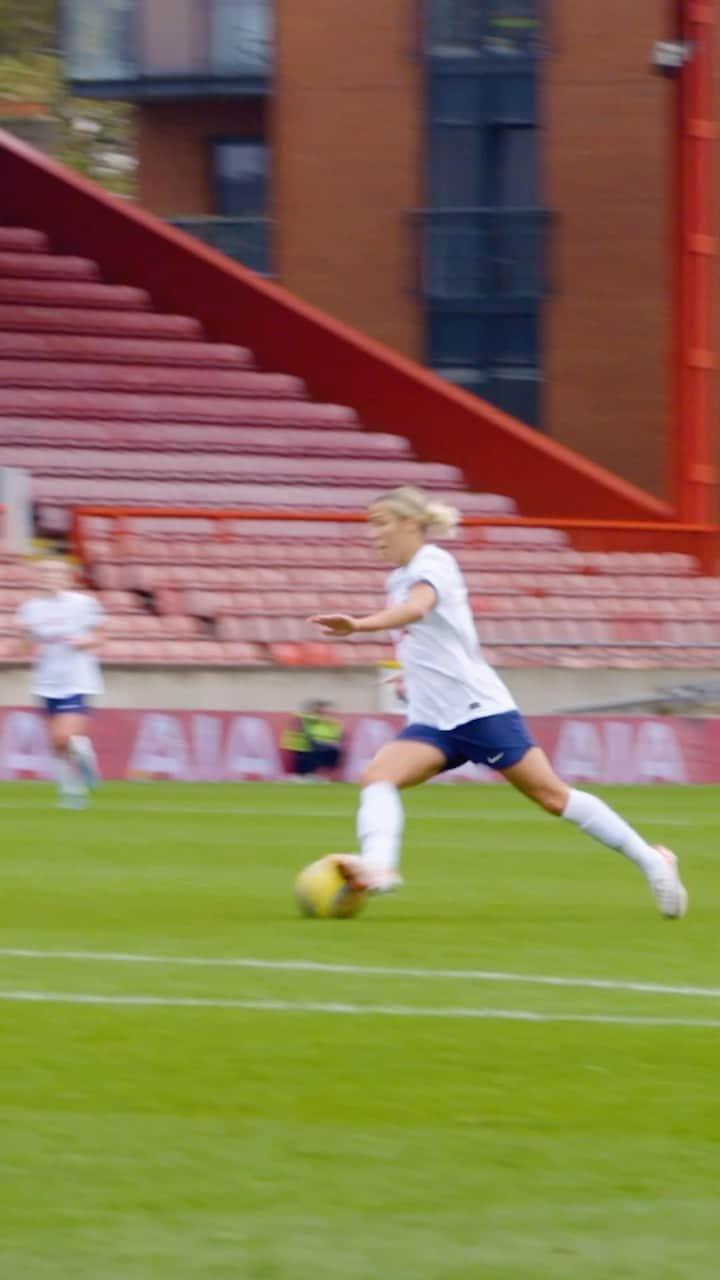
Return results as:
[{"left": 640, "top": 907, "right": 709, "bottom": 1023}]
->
[
  {"left": 35, "top": 478, "right": 516, "bottom": 522},
  {"left": 468, "top": 524, "right": 569, "bottom": 548},
  {"left": 0, "top": 305, "right": 201, "bottom": 339},
  {"left": 1, "top": 226, "right": 712, "bottom": 672},
  {"left": 0, "top": 420, "right": 409, "bottom": 459},
  {"left": 0, "top": 279, "right": 150, "bottom": 308},
  {"left": 218, "top": 641, "right": 269, "bottom": 665},
  {"left": 0, "top": 586, "right": 26, "bottom": 608},
  {"left": 0, "top": 333, "right": 254, "bottom": 368},
  {"left": 0, "top": 252, "right": 99, "bottom": 281},
  {"left": 0, "top": 360, "right": 303, "bottom": 399},
  {"left": 0, "top": 227, "right": 49, "bottom": 252},
  {"left": 0, "top": 393, "right": 356, "bottom": 427},
  {"left": 98, "top": 589, "right": 144, "bottom": 613},
  {"left": 269, "top": 642, "right": 344, "bottom": 666},
  {"left": 349, "top": 642, "right": 394, "bottom": 663},
  {"left": 3, "top": 445, "right": 465, "bottom": 491}
]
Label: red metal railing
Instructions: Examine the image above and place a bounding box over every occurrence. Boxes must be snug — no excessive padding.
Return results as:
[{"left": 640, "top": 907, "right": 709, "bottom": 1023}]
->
[
  {"left": 71, "top": 506, "right": 720, "bottom": 574},
  {"left": 669, "top": 0, "right": 717, "bottom": 521}
]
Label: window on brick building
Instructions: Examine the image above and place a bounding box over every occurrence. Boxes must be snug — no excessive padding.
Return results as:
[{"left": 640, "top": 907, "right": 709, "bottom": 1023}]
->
[
  {"left": 489, "top": 125, "right": 537, "bottom": 205},
  {"left": 211, "top": 138, "right": 268, "bottom": 216},
  {"left": 427, "top": 0, "right": 542, "bottom": 57}
]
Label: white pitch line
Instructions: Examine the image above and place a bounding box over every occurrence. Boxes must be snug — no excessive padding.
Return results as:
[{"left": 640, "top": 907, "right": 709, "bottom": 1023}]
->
[
  {"left": 0, "top": 799, "right": 693, "bottom": 825},
  {"left": 0, "top": 988, "right": 719, "bottom": 1027},
  {"left": 1, "top": 947, "right": 717, "bottom": 1001}
]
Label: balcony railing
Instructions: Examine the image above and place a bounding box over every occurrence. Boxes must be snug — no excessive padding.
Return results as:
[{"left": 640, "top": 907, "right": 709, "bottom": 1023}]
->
[
  {"left": 426, "top": 0, "right": 545, "bottom": 58},
  {"left": 63, "top": 0, "right": 271, "bottom": 95},
  {"left": 169, "top": 216, "right": 271, "bottom": 275},
  {"left": 413, "top": 207, "right": 549, "bottom": 301}
]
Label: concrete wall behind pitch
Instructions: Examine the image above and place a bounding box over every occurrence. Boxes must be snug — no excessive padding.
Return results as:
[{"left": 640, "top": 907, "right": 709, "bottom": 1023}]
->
[{"left": 1, "top": 664, "right": 716, "bottom": 716}]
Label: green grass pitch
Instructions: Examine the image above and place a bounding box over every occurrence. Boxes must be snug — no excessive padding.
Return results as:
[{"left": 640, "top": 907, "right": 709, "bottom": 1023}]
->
[{"left": 0, "top": 779, "right": 718, "bottom": 1279}]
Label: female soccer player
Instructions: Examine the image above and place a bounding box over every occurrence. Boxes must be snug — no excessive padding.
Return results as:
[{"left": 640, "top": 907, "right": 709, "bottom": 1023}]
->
[
  {"left": 16, "top": 558, "right": 104, "bottom": 808},
  {"left": 311, "top": 487, "right": 687, "bottom": 917}
]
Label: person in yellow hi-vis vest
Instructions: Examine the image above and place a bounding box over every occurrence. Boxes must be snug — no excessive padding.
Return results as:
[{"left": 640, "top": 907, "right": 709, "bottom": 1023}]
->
[{"left": 282, "top": 700, "right": 344, "bottom": 780}]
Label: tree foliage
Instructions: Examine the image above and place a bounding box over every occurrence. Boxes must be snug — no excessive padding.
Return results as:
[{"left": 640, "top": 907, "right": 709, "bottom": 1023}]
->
[
  {"left": 0, "top": 0, "right": 55, "bottom": 58},
  {"left": 0, "top": 3, "right": 135, "bottom": 197}
]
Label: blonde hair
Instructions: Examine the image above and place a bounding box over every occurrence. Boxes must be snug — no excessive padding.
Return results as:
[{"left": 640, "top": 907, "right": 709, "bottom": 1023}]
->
[{"left": 371, "top": 486, "right": 461, "bottom": 539}]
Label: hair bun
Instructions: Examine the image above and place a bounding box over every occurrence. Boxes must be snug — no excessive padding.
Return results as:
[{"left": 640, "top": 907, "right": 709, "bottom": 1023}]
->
[{"left": 424, "top": 501, "right": 461, "bottom": 538}]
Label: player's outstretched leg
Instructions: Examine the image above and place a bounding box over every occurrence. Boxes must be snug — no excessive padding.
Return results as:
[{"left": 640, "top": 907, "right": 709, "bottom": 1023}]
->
[
  {"left": 335, "top": 739, "right": 446, "bottom": 892},
  {"left": 502, "top": 746, "right": 688, "bottom": 918},
  {"left": 53, "top": 747, "right": 87, "bottom": 809},
  {"left": 68, "top": 733, "right": 100, "bottom": 790},
  {"left": 49, "top": 713, "right": 89, "bottom": 809}
]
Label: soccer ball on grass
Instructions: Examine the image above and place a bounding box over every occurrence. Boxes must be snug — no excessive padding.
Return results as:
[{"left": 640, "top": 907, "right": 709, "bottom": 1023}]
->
[{"left": 294, "top": 854, "right": 366, "bottom": 918}]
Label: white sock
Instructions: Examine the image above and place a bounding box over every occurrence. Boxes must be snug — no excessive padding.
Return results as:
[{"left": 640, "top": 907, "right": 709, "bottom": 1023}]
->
[
  {"left": 357, "top": 781, "right": 404, "bottom": 873},
  {"left": 562, "top": 788, "right": 659, "bottom": 878},
  {"left": 69, "top": 735, "right": 96, "bottom": 765},
  {"left": 55, "top": 754, "right": 82, "bottom": 793}
]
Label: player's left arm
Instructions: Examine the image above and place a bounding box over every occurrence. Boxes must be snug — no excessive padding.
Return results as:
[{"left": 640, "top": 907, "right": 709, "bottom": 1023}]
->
[
  {"left": 70, "top": 598, "right": 105, "bottom": 650},
  {"left": 311, "top": 582, "right": 437, "bottom": 636}
]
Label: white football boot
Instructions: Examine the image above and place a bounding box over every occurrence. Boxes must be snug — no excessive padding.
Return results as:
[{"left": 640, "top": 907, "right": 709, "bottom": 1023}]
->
[
  {"left": 333, "top": 854, "right": 403, "bottom": 894},
  {"left": 58, "top": 785, "right": 88, "bottom": 810},
  {"left": 648, "top": 845, "right": 688, "bottom": 918}
]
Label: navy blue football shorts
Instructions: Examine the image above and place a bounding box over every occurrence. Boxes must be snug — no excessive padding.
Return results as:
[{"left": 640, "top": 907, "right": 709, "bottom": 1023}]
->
[
  {"left": 42, "top": 694, "right": 88, "bottom": 716},
  {"left": 396, "top": 709, "right": 534, "bottom": 772}
]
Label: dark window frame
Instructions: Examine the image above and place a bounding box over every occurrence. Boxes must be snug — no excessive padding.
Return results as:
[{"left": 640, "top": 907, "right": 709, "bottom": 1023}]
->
[{"left": 210, "top": 134, "right": 269, "bottom": 217}]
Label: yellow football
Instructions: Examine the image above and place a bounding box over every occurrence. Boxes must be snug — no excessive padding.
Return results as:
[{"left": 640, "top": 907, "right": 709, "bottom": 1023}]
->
[{"left": 294, "top": 854, "right": 367, "bottom": 919}]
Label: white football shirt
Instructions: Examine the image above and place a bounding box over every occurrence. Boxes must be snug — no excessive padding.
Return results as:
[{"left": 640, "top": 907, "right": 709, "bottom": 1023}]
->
[
  {"left": 16, "top": 591, "right": 105, "bottom": 699},
  {"left": 387, "top": 543, "right": 516, "bottom": 729}
]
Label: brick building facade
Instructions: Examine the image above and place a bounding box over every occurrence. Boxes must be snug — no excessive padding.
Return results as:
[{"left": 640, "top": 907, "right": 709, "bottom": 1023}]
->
[{"left": 64, "top": 0, "right": 718, "bottom": 498}]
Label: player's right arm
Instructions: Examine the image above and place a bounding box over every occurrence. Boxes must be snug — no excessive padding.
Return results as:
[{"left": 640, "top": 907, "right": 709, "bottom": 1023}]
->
[
  {"left": 13, "top": 600, "right": 37, "bottom": 659},
  {"left": 311, "top": 583, "right": 437, "bottom": 636}
]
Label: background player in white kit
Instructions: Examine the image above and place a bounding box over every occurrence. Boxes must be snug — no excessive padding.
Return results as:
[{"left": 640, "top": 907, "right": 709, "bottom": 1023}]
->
[
  {"left": 16, "top": 558, "right": 104, "bottom": 808},
  {"left": 312, "top": 487, "right": 687, "bottom": 918}
]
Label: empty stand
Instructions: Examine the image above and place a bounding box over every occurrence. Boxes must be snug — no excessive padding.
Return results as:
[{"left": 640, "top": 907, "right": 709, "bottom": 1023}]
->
[
  {"left": 0, "top": 224, "right": 515, "bottom": 534},
  {"left": 71, "top": 511, "right": 720, "bottom": 670},
  {"left": 0, "top": 252, "right": 99, "bottom": 281},
  {"left": 0, "top": 446, "right": 465, "bottom": 488},
  {"left": 0, "top": 305, "right": 201, "bottom": 339},
  {"left": 0, "top": 228, "right": 48, "bottom": 251},
  {"left": 38, "top": 488, "right": 514, "bottom": 535},
  {"left": 0, "top": 419, "right": 415, "bottom": 460},
  {"left": 0, "top": 362, "right": 305, "bottom": 398},
  {"left": 0, "top": 550, "right": 271, "bottom": 667},
  {"left": 0, "top": 279, "right": 150, "bottom": 308},
  {"left": 0, "top": 333, "right": 255, "bottom": 367},
  {"left": 0, "top": 224, "right": 717, "bottom": 670}
]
